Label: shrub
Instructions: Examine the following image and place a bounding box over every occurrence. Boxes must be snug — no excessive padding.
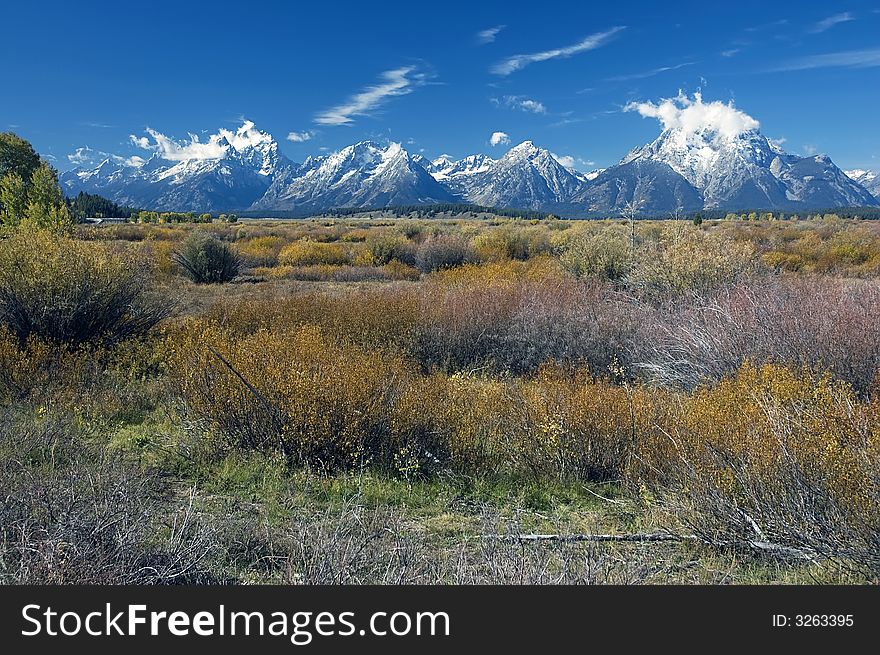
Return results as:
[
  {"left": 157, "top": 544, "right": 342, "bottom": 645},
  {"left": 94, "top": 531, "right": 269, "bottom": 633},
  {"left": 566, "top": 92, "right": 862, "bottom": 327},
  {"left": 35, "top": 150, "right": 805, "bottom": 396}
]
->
[
  {"left": 558, "top": 226, "right": 632, "bottom": 281},
  {"left": 627, "top": 224, "right": 759, "bottom": 299},
  {"left": 278, "top": 240, "right": 349, "bottom": 266},
  {"left": 173, "top": 231, "right": 241, "bottom": 283},
  {"left": 0, "top": 229, "right": 169, "bottom": 346},
  {"left": 633, "top": 277, "right": 880, "bottom": 394},
  {"left": 472, "top": 226, "right": 550, "bottom": 262},
  {"left": 0, "top": 407, "right": 214, "bottom": 583},
  {"left": 644, "top": 364, "right": 880, "bottom": 576},
  {"left": 383, "top": 259, "right": 421, "bottom": 281},
  {"left": 414, "top": 234, "right": 475, "bottom": 272},
  {"left": 234, "top": 235, "right": 286, "bottom": 267},
  {"left": 164, "top": 323, "right": 436, "bottom": 474},
  {"left": 365, "top": 234, "right": 416, "bottom": 266}
]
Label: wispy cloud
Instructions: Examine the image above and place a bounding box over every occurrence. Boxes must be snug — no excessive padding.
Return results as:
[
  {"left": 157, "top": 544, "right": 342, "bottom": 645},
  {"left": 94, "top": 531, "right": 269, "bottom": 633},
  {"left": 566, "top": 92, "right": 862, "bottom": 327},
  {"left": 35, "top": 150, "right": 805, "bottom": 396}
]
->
[
  {"left": 79, "top": 121, "right": 115, "bottom": 129},
  {"left": 770, "top": 48, "right": 880, "bottom": 71},
  {"left": 489, "top": 131, "right": 510, "bottom": 146},
  {"left": 803, "top": 144, "right": 818, "bottom": 155},
  {"left": 744, "top": 18, "right": 789, "bottom": 33},
  {"left": 605, "top": 61, "right": 695, "bottom": 82},
  {"left": 492, "top": 95, "right": 547, "bottom": 114},
  {"left": 491, "top": 27, "right": 625, "bottom": 75},
  {"left": 548, "top": 117, "right": 586, "bottom": 128},
  {"left": 68, "top": 146, "right": 102, "bottom": 165},
  {"left": 808, "top": 12, "right": 855, "bottom": 34},
  {"left": 720, "top": 48, "right": 741, "bottom": 58},
  {"left": 314, "top": 66, "right": 427, "bottom": 126},
  {"left": 477, "top": 25, "right": 505, "bottom": 44},
  {"left": 287, "top": 131, "right": 314, "bottom": 142},
  {"left": 68, "top": 145, "right": 143, "bottom": 168}
]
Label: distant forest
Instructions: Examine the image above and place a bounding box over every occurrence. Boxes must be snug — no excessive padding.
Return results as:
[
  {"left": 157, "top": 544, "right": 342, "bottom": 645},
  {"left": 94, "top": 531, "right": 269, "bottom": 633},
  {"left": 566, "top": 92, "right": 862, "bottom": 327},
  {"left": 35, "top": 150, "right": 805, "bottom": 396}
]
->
[
  {"left": 65, "top": 191, "right": 139, "bottom": 221},
  {"left": 63, "top": 194, "right": 880, "bottom": 222}
]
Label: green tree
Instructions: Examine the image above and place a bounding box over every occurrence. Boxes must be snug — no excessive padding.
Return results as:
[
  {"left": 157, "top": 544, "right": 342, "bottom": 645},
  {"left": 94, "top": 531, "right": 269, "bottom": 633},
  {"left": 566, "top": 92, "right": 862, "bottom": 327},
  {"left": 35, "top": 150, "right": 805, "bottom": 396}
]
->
[
  {"left": 0, "top": 132, "right": 41, "bottom": 181},
  {"left": 23, "top": 163, "right": 72, "bottom": 230},
  {"left": 0, "top": 172, "right": 28, "bottom": 226}
]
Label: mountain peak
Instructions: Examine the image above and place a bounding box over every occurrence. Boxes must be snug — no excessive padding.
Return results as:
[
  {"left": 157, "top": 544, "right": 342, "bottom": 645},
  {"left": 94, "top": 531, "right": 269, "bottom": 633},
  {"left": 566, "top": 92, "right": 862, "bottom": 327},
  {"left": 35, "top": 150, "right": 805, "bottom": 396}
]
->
[{"left": 509, "top": 140, "right": 538, "bottom": 154}]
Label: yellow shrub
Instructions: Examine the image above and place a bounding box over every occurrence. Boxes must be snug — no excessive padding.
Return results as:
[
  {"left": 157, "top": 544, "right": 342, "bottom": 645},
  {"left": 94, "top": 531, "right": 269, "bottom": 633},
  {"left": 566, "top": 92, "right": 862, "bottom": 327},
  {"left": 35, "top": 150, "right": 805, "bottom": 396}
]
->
[
  {"left": 277, "top": 240, "right": 350, "bottom": 266},
  {"left": 235, "top": 235, "right": 287, "bottom": 267}
]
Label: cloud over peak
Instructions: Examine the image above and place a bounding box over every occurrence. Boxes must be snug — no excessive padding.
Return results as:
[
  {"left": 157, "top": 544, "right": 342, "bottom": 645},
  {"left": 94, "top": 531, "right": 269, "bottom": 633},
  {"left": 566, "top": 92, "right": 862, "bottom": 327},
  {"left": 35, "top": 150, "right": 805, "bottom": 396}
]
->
[
  {"left": 491, "top": 27, "right": 625, "bottom": 75},
  {"left": 490, "top": 131, "right": 510, "bottom": 146},
  {"left": 129, "top": 119, "right": 273, "bottom": 162},
  {"left": 624, "top": 91, "right": 760, "bottom": 141},
  {"left": 315, "top": 66, "right": 426, "bottom": 126}
]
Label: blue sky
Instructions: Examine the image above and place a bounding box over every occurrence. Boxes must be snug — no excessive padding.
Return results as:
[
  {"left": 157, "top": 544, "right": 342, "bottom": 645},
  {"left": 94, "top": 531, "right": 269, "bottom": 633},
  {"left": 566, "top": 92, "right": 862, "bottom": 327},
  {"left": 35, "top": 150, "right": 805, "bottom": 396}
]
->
[{"left": 3, "top": 0, "right": 880, "bottom": 172}]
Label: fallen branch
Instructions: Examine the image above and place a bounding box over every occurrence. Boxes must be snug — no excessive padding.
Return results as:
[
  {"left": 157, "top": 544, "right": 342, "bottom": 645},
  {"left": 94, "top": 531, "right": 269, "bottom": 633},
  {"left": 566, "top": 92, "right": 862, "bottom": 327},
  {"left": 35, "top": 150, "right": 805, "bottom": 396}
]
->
[
  {"left": 483, "top": 532, "right": 816, "bottom": 560},
  {"left": 484, "top": 533, "right": 683, "bottom": 543}
]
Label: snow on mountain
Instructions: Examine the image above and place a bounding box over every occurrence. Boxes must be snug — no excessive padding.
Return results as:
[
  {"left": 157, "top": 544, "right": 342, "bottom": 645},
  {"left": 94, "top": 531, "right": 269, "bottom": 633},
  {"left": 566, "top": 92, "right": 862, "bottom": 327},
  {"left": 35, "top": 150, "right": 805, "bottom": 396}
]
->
[
  {"left": 429, "top": 142, "right": 581, "bottom": 210},
  {"left": 251, "top": 141, "right": 458, "bottom": 213},
  {"left": 845, "top": 169, "right": 880, "bottom": 199},
  {"left": 61, "top": 121, "right": 291, "bottom": 211},
  {"left": 616, "top": 92, "right": 878, "bottom": 211},
  {"left": 60, "top": 112, "right": 879, "bottom": 215}
]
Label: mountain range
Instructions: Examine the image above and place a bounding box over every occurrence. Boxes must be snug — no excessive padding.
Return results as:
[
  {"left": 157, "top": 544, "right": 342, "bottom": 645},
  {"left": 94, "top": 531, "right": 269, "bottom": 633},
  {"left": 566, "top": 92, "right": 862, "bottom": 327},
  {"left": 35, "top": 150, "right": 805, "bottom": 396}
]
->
[{"left": 61, "top": 122, "right": 880, "bottom": 216}]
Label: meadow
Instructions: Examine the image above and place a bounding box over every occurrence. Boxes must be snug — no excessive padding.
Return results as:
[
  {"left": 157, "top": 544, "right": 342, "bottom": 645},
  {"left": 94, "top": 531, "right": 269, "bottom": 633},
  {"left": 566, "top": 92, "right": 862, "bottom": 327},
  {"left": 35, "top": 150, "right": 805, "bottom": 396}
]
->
[{"left": 2, "top": 213, "right": 879, "bottom": 584}]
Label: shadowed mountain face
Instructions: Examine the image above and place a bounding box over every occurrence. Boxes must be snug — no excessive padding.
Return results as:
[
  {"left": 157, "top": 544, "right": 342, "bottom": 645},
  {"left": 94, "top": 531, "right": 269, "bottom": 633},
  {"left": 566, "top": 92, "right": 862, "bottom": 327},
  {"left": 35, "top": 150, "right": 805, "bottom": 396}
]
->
[{"left": 62, "top": 122, "right": 879, "bottom": 215}]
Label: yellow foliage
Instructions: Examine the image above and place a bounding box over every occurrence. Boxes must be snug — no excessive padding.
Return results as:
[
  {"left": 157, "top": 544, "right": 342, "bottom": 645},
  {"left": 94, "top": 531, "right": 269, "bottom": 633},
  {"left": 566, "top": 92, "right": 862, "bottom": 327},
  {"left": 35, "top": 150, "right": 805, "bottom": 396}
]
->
[{"left": 277, "top": 240, "right": 350, "bottom": 266}]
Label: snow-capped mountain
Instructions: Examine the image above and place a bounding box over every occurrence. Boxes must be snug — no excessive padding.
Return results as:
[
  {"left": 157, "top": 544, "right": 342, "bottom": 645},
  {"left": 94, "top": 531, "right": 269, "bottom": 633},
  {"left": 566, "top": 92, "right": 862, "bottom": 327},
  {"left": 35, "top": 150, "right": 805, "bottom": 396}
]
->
[
  {"left": 415, "top": 143, "right": 581, "bottom": 210},
  {"left": 61, "top": 122, "right": 291, "bottom": 212},
  {"left": 60, "top": 118, "right": 879, "bottom": 215},
  {"left": 615, "top": 124, "right": 876, "bottom": 210},
  {"left": 463, "top": 142, "right": 582, "bottom": 209},
  {"left": 252, "top": 141, "right": 457, "bottom": 213},
  {"left": 845, "top": 170, "right": 880, "bottom": 199}
]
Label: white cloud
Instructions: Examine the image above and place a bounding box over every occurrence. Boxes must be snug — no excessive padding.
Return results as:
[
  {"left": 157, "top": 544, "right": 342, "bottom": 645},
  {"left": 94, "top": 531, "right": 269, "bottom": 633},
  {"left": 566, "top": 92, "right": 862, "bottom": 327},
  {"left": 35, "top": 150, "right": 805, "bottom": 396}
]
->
[
  {"left": 803, "top": 144, "right": 818, "bottom": 155},
  {"left": 771, "top": 48, "right": 880, "bottom": 72},
  {"left": 477, "top": 25, "right": 505, "bottom": 44},
  {"left": 67, "top": 146, "right": 103, "bottom": 165},
  {"left": 130, "top": 119, "right": 272, "bottom": 161},
  {"left": 218, "top": 120, "right": 273, "bottom": 151},
  {"left": 721, "top": 48, "right": 741, "bottom": 58},
  {"left": 68, "top": 146, "right": 145, "bottom": 168},
  {"left": 624, "top": 91, "right": 759, "bottom": 140},
  {"left": 129, "top": 135, "right": 151, "bottom": 149},
  {"left": 550, "top": 152, "right": 594, "bottom": 170},
  {"left": 809, "top": 12, "right": 855, "bottom": 34},
  {"left": 315, "top": 67, "right": 425, "bottom": 126},
  {"left": 494, "top": 95, "right": 547, "bottom": 114},
  {"left": 119, "top": 155, "right": 146, "bottom": 167},
  {"left": 490, "top": 131, "right": 510, "bottom": 146},
  {"left": 491, "top": 27, "right": 625, "bottom": 75},
  {"left": 136, "top": 129, "right": 229, "bottom": 161},
  {"left": 768, "top": 136, "right": 786, "bottom": 149},
  {"left": 605, "top": 61, "right": 695, "bottom": 82},
  {"left": 287, "top": 130, "right": 313, "bottom": 142}
]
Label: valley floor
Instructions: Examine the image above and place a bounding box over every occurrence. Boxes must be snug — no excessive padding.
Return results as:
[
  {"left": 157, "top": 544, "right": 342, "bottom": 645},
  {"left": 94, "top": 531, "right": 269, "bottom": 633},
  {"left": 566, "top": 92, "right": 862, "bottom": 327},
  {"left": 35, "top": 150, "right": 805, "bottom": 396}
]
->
[{"left": 2, "top": 215, "right": 879, "bottom": 584}]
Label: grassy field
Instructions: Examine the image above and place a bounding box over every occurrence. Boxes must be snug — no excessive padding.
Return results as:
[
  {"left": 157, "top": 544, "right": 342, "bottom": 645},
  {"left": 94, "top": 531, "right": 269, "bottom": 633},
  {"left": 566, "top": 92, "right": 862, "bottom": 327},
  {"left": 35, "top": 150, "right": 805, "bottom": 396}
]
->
[{"left": 1, "top": 214, "right": 879, "bottom": 584}]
